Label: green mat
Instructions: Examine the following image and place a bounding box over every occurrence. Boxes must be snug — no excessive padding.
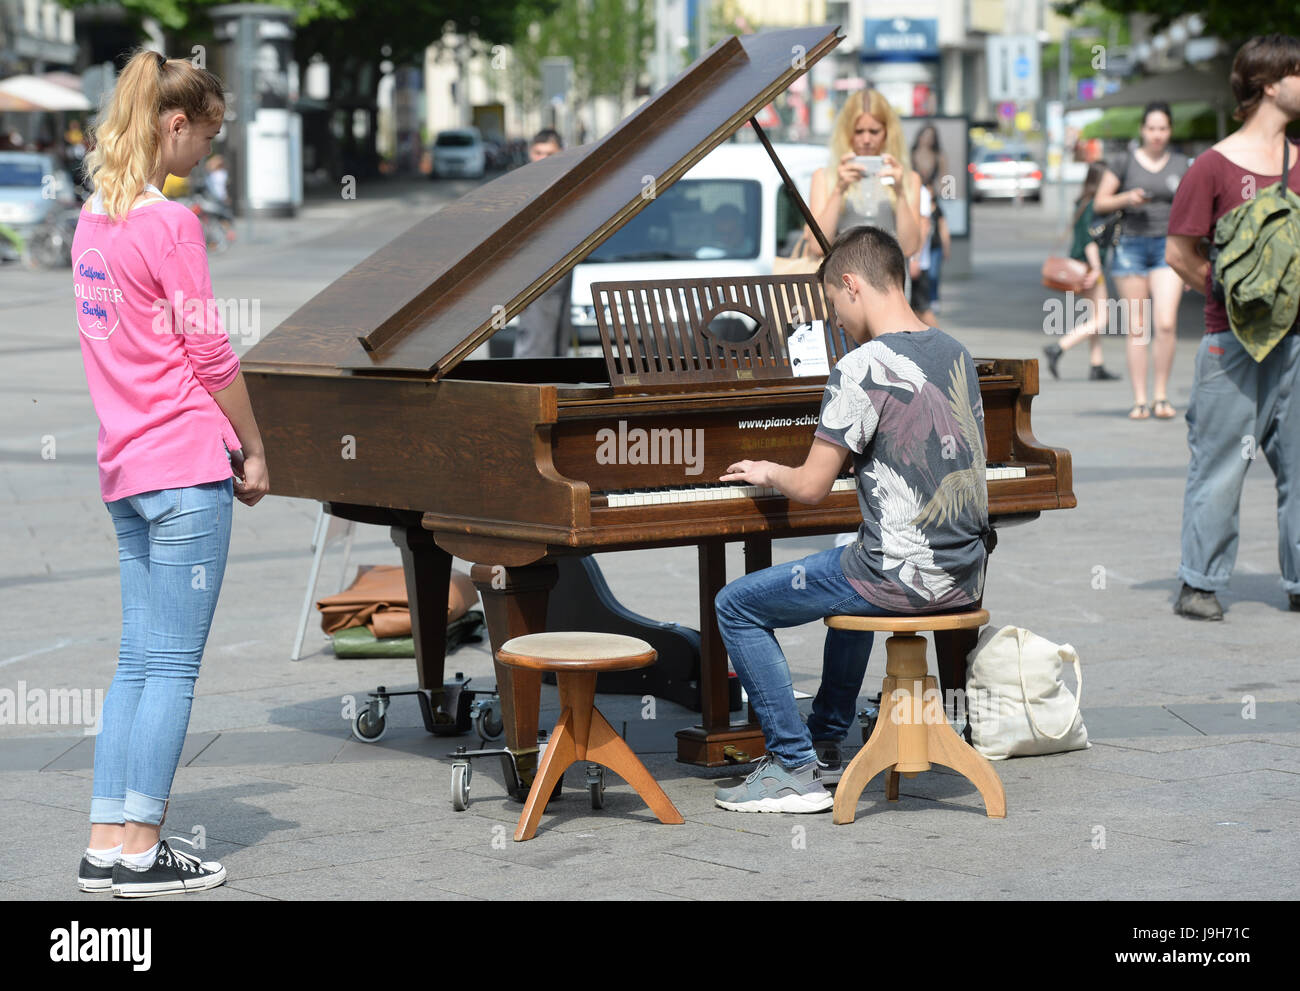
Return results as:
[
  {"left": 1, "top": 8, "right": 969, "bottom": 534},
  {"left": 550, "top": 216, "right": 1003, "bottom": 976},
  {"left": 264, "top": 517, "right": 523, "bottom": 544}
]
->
[{"left": 331, "top": 610, "right": 486, "bottom": 658}]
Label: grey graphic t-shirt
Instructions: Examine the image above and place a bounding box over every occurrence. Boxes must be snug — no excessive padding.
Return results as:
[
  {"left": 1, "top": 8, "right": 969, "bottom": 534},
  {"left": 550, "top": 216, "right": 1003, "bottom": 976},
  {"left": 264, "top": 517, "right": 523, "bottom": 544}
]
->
[{"left": 814, "top": 328, "right": 989, "bottom": 611}]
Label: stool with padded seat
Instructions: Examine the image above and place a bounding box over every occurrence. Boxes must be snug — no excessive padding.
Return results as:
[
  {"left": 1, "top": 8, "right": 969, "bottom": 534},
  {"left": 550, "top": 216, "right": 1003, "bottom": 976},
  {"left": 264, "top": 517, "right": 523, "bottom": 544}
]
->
[
  {"left": 824, "top": 609, "right": 1006, "bottom": 823},
  {"left": 495, "top": 632, "right": 685, "bottom": 841}
]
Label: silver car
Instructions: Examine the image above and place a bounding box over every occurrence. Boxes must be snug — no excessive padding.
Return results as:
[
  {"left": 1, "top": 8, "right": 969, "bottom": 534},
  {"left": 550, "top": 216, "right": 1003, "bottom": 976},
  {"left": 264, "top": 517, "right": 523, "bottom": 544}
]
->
[
  {"left": 970, "top": 148, "right": 1043, "bottom": 201},
  {"left": 0, "top": 151, "right": 77, "bottom": 241},
  {"left": 431, "top": 128, "right": 486, "bottom": 180}
]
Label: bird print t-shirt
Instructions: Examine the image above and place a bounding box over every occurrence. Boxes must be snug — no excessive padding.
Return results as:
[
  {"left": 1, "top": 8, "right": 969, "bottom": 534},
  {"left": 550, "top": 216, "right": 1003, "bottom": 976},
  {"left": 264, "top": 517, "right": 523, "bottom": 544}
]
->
[{"left": 814, "top": 328, "right": 990, "bottom": 611}]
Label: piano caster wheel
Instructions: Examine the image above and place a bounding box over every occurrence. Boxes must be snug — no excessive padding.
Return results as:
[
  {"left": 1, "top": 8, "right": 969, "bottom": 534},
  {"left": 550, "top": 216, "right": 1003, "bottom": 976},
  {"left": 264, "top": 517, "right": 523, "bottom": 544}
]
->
[
  {"left": 451, "top": 760, "right": 471, "bottom": 811},
  {"left": 353, "top": 703, "right": 388, "bottom": 743},
  {"left": 586, "top": 764, "right": 604, "bottom": 809},
  {"left": 471, "top": 697, "right": 504, "bottom": 744}
]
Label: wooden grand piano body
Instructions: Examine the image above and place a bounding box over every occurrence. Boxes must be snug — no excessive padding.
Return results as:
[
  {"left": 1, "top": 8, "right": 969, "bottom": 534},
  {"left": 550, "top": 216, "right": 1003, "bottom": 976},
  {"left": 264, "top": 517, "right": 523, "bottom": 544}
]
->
[{"left": 243, "top": 25, "right": 1075, "bottom": 770}]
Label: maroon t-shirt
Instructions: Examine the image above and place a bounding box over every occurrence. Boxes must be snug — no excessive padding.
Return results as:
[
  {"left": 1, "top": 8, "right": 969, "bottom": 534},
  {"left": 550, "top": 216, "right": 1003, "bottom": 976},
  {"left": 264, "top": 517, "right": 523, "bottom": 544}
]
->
[{"left": 1167, "top": 143, "right": 1300, "bottom": 334}]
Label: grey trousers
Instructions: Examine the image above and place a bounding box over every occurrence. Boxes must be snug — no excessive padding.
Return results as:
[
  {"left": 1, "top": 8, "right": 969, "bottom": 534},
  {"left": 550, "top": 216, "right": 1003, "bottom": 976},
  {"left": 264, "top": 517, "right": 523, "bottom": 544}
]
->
[{"left": 1179, "top": 330, "right": 1300, "bottom": 595}]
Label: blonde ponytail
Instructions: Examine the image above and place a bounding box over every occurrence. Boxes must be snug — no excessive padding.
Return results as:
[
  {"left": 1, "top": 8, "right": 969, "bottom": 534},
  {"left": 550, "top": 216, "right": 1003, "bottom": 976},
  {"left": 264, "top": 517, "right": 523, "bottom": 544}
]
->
[{"left": 84, "top": 49, "right": 225, "bottom": 221}]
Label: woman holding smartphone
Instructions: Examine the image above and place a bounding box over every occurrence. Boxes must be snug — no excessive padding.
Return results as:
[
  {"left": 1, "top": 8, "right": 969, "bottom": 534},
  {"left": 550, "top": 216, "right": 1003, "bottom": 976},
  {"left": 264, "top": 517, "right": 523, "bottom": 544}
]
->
[
  {"left": 1092, "top": 102, "right": 1190, "bottom": 419},
  {"left": 808, "top": 89, "right": 923, "bottom": 259},
  {"left": 73, "top": 49, "right": 268, "bottom": 897}
]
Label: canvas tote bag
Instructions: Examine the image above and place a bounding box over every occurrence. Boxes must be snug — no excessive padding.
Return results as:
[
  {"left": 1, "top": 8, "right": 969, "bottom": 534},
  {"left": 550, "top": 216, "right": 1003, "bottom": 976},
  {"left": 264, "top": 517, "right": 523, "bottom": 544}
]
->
[{"left": 966, "top": 624, "right": 1090, "bottom": 760}]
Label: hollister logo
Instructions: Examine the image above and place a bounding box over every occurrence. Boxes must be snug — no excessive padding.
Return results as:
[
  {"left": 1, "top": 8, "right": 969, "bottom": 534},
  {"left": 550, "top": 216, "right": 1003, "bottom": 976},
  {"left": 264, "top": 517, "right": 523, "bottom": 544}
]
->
[{"left": 73, "top": 248, "right": 125, "bottom": 340}]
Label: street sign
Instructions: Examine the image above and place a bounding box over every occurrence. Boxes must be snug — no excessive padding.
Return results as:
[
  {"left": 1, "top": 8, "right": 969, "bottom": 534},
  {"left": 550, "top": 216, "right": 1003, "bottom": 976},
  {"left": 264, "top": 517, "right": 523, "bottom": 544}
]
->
[{"left": 987, "top": 35, "right": 1040, "bottom": 102}]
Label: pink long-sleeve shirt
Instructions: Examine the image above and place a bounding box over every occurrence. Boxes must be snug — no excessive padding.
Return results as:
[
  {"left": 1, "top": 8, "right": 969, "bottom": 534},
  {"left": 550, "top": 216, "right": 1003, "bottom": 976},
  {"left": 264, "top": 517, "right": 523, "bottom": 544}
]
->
[{"left": 73, "top": 198, "right": 242, "bottom": 502}]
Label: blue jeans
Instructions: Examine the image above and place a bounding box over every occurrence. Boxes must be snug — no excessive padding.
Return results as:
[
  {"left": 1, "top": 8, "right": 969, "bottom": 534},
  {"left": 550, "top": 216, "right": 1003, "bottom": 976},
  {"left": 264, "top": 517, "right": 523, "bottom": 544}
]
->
[
  {"left": 1180, "top": 332, "right": 1300, "bottom": 595},
  {"left": 714, "top": 546, "right": 903, "bottom": 768},
  {"left": 1111, "top": 234, "right": 1169, "bottom": 277},
  {"left": 91, "top": 480, "right": 233, "bottom": 825}
]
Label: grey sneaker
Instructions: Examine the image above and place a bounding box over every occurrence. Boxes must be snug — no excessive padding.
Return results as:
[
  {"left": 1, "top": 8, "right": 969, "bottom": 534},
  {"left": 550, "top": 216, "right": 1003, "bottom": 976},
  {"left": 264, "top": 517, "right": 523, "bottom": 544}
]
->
[
  {"left": 714, "top": 755, "right": 833, "bottom": 813},
  {"left": 1175, "top": 583, "right": 1223, "bottom": 621}
]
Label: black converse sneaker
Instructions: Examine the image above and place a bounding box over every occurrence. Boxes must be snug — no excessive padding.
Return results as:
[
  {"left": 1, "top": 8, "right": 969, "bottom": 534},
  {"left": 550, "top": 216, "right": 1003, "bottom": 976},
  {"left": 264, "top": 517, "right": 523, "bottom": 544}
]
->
[
  {"left": 111, "top": 838, "right": 227, "bottom": 898},
  {"left": 77, "top": 853, "right": 117, "bottom": 893}
]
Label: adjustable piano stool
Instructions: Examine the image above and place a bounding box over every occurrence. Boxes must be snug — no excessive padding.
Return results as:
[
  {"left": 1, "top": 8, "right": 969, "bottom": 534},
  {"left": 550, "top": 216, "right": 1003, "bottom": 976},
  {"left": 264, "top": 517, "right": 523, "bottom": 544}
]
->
[
  {"left": 496, "top": 632, "right": 685, "bottom": 841},
  {"left": 825, "top": 610, "right": 1006, "bottom": 822}
]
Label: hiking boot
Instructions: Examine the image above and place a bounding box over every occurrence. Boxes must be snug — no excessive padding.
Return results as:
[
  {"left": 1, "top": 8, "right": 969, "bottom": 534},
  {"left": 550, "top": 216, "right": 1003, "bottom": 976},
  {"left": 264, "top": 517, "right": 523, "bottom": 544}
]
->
[
  {"left": 77, "top": 853, "right": 116, "bottom": 893},
  {"left": 1042, "top": 343, "right": 1063, "bottom": 380},
  {"left": 111, "top": 838, "right": 227, "bottom": 898},
  {"left": 1089, "top": 364, "right": 1121, "bottom": 381},
  {"left": 714, "top": 755, "right": 833, "bottom": 813},
  {"left": 1174, "top": 583, "right": 1224, "bottom": 621}
]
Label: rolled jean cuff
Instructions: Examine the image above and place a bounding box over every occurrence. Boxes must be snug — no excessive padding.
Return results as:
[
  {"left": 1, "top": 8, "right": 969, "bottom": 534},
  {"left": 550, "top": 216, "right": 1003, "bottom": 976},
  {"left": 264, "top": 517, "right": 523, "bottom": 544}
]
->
[
  {"left": 1178, "top": 565, "right": 1229, "bottom": 593},
  {"left": 122, "top": 789, "right": 168, "bottom": 826},
  {"left": 1282, "top": 576, "right": 1300, "bottom": 595},
  {"left": 89, "top": 796, "right": 125, "bottom": 824}
]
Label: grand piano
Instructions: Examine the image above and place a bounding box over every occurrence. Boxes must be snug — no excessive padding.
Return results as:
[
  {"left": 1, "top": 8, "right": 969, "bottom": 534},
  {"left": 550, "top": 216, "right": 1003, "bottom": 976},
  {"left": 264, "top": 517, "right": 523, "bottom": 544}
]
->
[{"left": 243, "top": 24, "right": 1074, "bottom": 782}]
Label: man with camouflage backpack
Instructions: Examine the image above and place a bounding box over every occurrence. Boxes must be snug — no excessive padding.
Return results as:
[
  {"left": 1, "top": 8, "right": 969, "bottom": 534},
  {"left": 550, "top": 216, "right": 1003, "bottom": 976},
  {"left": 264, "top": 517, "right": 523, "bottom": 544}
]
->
[{"left": 1165, "top": 34, "right": 1300, "bottom": 620}]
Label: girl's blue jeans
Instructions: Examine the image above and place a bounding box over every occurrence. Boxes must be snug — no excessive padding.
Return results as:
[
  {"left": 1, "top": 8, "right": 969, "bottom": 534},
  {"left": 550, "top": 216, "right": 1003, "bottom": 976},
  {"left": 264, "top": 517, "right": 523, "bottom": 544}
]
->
[
  {"left": 714, "top": 545, "right": 903, "bottom": 768},
  {"left": 90, "top": 479, "right": 232, "bottom": 826}
]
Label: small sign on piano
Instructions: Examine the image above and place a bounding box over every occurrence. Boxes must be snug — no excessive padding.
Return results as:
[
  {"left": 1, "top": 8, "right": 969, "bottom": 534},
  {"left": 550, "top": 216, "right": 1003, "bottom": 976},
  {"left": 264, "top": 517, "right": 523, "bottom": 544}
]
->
[{"left": 787, "top": 321, "right": 830, "bottom": 377}]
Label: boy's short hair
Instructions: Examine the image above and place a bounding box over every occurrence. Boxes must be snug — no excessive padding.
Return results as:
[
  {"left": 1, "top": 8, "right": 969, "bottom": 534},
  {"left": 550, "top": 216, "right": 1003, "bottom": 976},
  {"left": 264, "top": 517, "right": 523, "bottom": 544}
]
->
[
  {"left": 817, "top": 225, "right": 906, "bottom": 294},
  {"left": 531, "top": 128, "right": 563, "bottom": 149}
]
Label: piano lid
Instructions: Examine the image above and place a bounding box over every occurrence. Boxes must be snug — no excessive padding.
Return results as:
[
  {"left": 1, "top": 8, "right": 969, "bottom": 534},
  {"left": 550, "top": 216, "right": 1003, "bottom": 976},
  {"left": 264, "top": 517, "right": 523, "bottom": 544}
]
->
[{"left": 241, "top": 24, "right": 843, "bottom": 379}]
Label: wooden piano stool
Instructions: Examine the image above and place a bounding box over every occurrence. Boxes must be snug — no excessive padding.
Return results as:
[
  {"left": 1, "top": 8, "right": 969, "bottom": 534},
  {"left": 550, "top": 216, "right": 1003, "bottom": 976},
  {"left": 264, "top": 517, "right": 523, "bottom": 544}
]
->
[
  {"left": 495, "top": 632, "right": 685, "bottom": 841},
  {"left": 824, "top": 610, "right": 1006, "bottom": 823}
]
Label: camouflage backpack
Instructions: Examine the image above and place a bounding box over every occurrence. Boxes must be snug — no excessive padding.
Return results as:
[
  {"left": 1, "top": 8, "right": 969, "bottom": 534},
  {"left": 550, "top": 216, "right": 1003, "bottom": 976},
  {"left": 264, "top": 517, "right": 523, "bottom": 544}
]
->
[{"left": 1210, "top": 139, "right": 1300, "bottom": 361}]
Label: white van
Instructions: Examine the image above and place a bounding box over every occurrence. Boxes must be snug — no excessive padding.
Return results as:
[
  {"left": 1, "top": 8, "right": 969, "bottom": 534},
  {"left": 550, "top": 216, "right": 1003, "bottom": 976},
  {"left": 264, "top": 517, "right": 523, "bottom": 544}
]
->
[
  {"left": 484, "top": 141, "right": 830, "bottom": 357},
  {"left": 565, "top": 141, "right": 828, "bottom": 355}
]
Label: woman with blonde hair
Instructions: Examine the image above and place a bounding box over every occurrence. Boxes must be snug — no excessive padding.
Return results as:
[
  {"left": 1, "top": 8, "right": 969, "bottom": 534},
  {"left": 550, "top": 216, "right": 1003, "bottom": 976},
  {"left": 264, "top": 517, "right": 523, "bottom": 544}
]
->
[
  {"left": 808, "top": 88, "right": 924, "bottom": 259},
  {"left": 73, "top": 49, "right": 268, "bottom": 897}
]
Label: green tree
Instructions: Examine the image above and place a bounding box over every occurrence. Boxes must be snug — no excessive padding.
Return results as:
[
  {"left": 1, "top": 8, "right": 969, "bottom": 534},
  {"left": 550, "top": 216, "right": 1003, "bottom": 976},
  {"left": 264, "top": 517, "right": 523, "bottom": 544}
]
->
[
  {"left": 1053, "top": 0, "right": 1297, "bottom": 44},
  {"left": 507, "top": 0, "right": 655, "bottom": 114}
]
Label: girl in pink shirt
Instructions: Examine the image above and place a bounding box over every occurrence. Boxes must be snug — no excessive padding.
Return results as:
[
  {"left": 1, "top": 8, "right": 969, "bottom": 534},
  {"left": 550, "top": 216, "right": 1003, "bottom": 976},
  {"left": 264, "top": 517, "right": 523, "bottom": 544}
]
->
[{"left": 74, "top": 48, "right": 269, "bottom": 898}]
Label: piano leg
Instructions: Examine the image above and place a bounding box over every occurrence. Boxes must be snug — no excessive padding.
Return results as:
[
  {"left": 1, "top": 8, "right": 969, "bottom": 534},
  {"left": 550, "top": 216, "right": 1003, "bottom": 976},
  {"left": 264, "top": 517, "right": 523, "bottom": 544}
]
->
[
  {"left": 675, "top": 539, "right": 768, "bottom": 767},
  {"left": 469, "top": 562, "right": 559, "bottom": 795},
  {"left": 390, "top": 525, "right": 451, "bottom": 692}
]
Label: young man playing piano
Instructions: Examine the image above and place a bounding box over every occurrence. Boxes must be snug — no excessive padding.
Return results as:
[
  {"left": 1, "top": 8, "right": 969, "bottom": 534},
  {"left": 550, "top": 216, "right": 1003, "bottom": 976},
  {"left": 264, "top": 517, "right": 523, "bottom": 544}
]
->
[{"left": 713, "top": 224, "right": 991, "bottom": 813}]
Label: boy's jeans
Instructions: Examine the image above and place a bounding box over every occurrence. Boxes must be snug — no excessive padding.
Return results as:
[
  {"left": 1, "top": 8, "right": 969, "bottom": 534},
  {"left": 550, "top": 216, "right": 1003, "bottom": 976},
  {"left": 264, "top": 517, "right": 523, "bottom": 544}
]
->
[
  {"left": 90, "top": 480, "right": 233, "bottom": 826},
  {"left": 1179, "top": 331, "right": 1300, "bottom": 595},
  {"left": 714, "top": 545, "right": 903, "bottom": 768}
]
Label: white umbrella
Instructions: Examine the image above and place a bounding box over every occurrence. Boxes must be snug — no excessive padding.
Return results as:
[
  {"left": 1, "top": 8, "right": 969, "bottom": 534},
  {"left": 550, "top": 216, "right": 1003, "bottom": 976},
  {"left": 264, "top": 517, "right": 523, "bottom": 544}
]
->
[{"left": 0, "top": 75, "right": 91, "bottom": 111}]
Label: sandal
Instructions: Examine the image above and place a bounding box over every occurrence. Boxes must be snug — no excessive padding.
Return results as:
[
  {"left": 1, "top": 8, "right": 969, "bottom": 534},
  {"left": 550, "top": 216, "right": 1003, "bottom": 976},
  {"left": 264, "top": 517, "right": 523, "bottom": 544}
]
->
[
  {"left": 1129, "top": 403, "right": 1151, "bottom": 420},
  {"left": 1153, "top": 398, "right": 1176, "bottom": 419}
]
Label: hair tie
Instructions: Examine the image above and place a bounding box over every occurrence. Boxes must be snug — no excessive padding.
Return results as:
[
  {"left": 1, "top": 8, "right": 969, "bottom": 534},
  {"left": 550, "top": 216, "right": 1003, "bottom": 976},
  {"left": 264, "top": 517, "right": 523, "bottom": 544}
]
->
[{"left": 155, "top": 51, "right": 166, "bottom": 70}]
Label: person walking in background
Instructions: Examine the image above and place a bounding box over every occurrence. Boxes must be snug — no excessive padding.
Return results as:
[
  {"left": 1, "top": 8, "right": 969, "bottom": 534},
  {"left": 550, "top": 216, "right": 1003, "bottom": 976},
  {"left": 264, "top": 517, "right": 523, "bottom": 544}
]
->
[
  {"left": 1093, "top": 102, "right": 1191, "bottom": 419},
  {"left": 909, "top": 126, "right": 950, "bottom": 314},
  {"left": 1164, "top": 34, "right": 1300, "bottom": 621},
  {"left": 73, "top": 49, "right": 269, "bottom": 897},
  {"left": 926, "top": 182, "right": 950, "bottom": 316},
  {"left": 513, "top": 129, "right": 573, "bottom": 358},
  {"left": 1043, "top": 162, "right": 1122, "bottom": 381},
  {"left": 808, "top": 89, "right": 923, "bottom": 260}
]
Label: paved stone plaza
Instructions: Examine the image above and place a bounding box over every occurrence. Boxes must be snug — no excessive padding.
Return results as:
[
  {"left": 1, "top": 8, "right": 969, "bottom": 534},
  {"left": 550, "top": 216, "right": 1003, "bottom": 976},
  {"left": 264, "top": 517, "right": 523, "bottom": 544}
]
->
[{"left": 2, "top": 181, "right": 1297, "bottom": 900}]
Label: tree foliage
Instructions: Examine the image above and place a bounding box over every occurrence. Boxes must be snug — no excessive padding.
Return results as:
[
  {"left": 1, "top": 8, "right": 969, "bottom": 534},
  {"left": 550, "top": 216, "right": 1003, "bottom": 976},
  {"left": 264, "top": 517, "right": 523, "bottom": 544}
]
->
[
  {"left": 507, "top": 0, "right": 655, "bottom": 110},
  {"left": 1053, "top": 0, "right": 1299, "bottom": 45}
]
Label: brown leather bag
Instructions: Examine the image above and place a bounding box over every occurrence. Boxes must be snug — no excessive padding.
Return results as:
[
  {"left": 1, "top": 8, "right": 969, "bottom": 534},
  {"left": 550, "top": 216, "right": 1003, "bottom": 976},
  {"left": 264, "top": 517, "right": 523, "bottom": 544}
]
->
[
  {"left": 1041, "top": 255, "right": 1089, "bottom": 293},
  {"left": 316, "top": 565, "right": 479, "bottom": 638}
]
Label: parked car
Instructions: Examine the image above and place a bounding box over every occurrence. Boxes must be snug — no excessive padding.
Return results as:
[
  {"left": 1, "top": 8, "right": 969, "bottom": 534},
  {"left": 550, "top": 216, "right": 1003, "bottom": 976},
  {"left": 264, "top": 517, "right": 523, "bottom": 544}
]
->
[
  {"left": 0, "top": 151, "right": 77, "bottom": 247},
  {"left": 431, "top": 127, "right": 486, "bottom": 179},
  {"left": 561, "top": 141, "right": 830, "bottom": 355},
  {"left": 970, "top": 147, "right": 1043, "bottom": 201}
]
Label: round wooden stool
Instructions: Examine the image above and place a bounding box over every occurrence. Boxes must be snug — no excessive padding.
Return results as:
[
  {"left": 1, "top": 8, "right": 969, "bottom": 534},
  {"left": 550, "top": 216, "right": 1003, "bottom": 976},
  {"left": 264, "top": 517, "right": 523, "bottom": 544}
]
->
[
  {"left": 496, "top": 632, "right": 685, "bottom": 841},
  {"left": 824, "top": 610, "right": 1006, "bottom": 822}
]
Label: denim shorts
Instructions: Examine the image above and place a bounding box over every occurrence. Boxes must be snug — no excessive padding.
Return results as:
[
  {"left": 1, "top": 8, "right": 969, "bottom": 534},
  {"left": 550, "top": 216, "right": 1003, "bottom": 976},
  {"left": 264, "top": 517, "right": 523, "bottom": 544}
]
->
[{"left": 1111, "top": 234, "right": 1169, "bottom": 277}]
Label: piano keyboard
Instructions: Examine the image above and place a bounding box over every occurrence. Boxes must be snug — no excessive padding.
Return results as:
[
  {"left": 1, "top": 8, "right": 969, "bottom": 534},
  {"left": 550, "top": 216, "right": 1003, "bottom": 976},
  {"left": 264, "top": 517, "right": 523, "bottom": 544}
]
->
[{"left": 599, "top": 465, "right": 1026, "bottom": 507}]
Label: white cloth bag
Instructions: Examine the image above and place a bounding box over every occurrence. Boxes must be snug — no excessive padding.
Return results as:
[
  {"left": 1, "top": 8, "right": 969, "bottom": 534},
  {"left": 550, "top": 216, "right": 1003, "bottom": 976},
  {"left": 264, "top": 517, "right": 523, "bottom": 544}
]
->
[{"left": 965, "top": 624, "right": 1090, "bottom": 760}]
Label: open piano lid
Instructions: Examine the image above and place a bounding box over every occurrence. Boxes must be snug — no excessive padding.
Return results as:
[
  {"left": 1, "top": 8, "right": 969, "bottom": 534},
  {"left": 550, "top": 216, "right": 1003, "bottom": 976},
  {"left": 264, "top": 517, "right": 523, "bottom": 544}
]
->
[{"left": 241, "top": 24, "right": 843, "bottom": 379}]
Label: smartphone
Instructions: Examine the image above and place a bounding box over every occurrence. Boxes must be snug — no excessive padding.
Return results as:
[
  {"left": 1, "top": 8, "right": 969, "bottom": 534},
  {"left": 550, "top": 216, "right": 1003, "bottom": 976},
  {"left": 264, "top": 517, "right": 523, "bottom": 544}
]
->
[{"left": 852, "top": 155, "right": 884, "bottom": 175}]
